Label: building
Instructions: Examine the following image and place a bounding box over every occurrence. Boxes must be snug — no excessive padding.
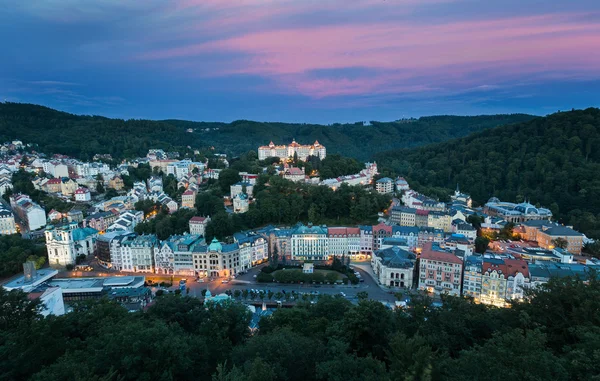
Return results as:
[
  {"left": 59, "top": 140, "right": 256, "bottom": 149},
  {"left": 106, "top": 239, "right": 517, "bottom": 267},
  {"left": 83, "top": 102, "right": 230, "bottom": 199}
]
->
[
  {"left": 84, "top": 211, "right": 119, "bottom": 232},
  {"left": 283, "top": 167, "right": 305, "bottom": 182},
  {"left": 192, "top": 238, "right": 245, "bottom": 278},
  {"left": 189, "top": 216, "right": 210, "bottom": 236},
  {"left": 462, "top": 255, "right": 483, "bottom": 302},
  {"left": 480, "top": 258, "right": 530, "bottom": 307},
  {"left": 45, "top": 222, "right": 98, "bottom": 267},
  {"left": 375, "top": 177, "right": 394, "bottom": 194},
  {"left": 484, "top": 198, "right": 552, "bottom": 223},
  {"left": 10, "top": 194, "right": 47, "bottom": 231},
  {"left": 128, "top": 234, "right": 158, "bottom": 273},
  {"left": 232, "top": 193, "right": 249, "bottom": 214},
  {"left": 154, "top": 234, "right": 204, "bottom": 275},
  {"left": 107, "top": 210, "right": 144, "bottom": 233},
  {"left": 181, "top": 189, "right": 196, "bottom": 209},
  {"left": 258, "top": 139, "right": 326, "bottom": 161},
  {"left": 521, "top": 220, "right": 584, "bottom": 254},
  {"left": 290, "top": 223, "right": 329, "bottom": 261},
  {"left": 60, "top": 178, "right": 78, "bottom": 196},
  {"left": 395, "top": 177, "right": 410, "bottom": 192},
  {"left": 390, "top": 206, "right": 416, "bottom": 226},
  {"left": 372, "top": 222, "right": 392, "bottom": 251},
  {"left": 454, "top": 222, "right": 477, "bottom": 241},
  {"left": 418, "top": 243, "right": 463, "bottom": 296},
  {"left": 108, "top": 176, "right": 124, "bottom": 190},
  {"left": 0, "top": 204, "right": 17, "bottom": 235},
  {"left": 450, "top": 184, "right": 472, "bottom": 207},
  {"left": 234, "top": 231, "right": 268, "bottom": 266},
  {"left": 427, "top": 211, "right": 452, "bottom": 232},
  {"left": 74, "top": 187, "right": 91, "bottom": 202},
  {"left": 3, "top": 264, "right": 64, "bottom": 316},
  {"left": 372, "top": 245, "right": 416, "bottom": 289},
  {"left": 327, "top": 227, "right": 350, "bottom": 257},
  {"left": 96, "top": 231, "right": 125, "bottom": 268},
  {"left": 402, "top": 190, "right": 446, "bottom": 211},
  {"left": 230, "top": 182, "right": 254, "bottom": 198}
]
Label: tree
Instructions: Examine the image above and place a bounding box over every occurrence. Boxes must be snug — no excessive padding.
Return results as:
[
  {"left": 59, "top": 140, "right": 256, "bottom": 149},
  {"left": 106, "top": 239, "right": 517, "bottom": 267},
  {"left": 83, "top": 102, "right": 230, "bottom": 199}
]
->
[
  {"left": 356, "top": 291, "right": 369, "bottom": 300},
  {"left": 552, "top": 237, "right": 568, "bottom": 250},
  {"left": 475, "top": 236, "right": 490, "bottom": 254},
  {"left": 219, "top": 169, "right": 241, "bottom": 194},
  {"left": 271, "top": 245, "right": 279, "bottom": 269}
]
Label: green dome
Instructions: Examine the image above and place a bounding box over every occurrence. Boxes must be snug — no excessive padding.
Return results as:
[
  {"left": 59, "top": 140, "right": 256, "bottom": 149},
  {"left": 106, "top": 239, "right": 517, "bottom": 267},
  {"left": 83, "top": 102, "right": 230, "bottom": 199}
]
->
[{"left": 208, "top": 237, "right": 222, "bottom": 252}]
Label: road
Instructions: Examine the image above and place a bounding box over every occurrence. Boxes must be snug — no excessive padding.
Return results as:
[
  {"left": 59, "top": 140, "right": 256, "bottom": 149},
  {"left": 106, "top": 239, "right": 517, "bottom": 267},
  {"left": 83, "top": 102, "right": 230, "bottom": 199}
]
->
[
  {"left": 56, "top": 256, "right": 398, "bottom": 304},
  {"left": 182, "top": 263, "right": 397, "bottom": 304}
]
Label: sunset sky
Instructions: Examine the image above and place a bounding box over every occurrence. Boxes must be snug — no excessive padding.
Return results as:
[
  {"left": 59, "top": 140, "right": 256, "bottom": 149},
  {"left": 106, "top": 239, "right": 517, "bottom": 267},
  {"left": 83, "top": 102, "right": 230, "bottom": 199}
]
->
[{"left": 2, "top": 0, "right": 599, "bottom": 122}]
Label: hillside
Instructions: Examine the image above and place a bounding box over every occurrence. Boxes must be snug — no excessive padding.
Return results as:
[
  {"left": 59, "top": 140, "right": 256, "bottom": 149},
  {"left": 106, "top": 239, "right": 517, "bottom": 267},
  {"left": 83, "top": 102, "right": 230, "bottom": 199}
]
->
[
  {"left": 0, "top": 102, "right": 534, "bottom": 161},
  {"left": 376, "top": 108, "right": 600, "bottom": 238}
]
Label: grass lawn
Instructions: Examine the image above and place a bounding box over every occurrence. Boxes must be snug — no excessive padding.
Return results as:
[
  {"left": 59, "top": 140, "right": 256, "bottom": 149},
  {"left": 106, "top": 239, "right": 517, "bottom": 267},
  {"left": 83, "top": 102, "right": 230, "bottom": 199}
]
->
[{"left": 313, "top": 269, "right": 347, "bottom": 280}]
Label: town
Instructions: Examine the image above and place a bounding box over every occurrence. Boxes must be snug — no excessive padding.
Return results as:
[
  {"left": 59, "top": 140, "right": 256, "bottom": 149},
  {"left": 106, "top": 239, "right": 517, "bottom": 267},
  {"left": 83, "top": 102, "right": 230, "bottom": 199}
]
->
[{"left": 1, "top": 138, "right": 597, "bottom": 316}]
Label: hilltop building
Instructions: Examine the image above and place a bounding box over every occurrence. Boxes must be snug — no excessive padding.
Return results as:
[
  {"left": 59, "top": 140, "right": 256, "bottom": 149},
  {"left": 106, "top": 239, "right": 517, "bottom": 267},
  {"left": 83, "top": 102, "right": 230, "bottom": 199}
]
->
[{"left": 258, "top": 140, "right": 326, "bottom": 161}]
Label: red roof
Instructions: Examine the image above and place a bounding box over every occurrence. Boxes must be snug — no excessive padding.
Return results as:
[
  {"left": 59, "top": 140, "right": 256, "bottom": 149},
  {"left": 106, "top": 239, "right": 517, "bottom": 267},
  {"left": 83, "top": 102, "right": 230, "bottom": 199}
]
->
[
  {"left": 328, "top": 227, "right": 348, "bottom": 235},
  {"left": 373, "top": 222, "right": 392, "bottom": 233},
  {"left": 182, "top": 190, "right": 195, "bottom": 196},
  {"left": 47, "top": 178, "right": 61, "bottom": 184},
  {"left": 190, "top": 216, "right": 207, "bottom": 223},
  {"left": 420, "top": 243, "right": 463, "bottom": 265},
  {"left": 484, "top": 259, "right": 529, "bottom": 278},
  {"left": 346, "top": 227, "right": 360, "bottom": 235},
  {"left": 75, "top": 188, "right": 89, "bottom": 194},
  {"left": 416, "top": 209, "right": 429, "bottom": 216},
  {"left": 286, "top": 167, "right": 304, "bottom": 175}
]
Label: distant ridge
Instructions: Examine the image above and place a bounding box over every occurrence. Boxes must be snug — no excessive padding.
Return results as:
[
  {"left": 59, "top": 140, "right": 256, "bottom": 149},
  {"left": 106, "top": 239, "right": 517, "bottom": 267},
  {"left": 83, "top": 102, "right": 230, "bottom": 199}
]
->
[{"left": 0, "top": 102, "right": 534, "bottom": 161}]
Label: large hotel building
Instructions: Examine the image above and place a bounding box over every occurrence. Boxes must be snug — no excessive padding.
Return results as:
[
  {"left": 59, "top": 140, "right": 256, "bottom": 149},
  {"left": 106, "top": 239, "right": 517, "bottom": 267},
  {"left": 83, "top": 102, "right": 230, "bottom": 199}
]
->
[{"left": 258, "top": 140, "right": 326, "bottom": 161}]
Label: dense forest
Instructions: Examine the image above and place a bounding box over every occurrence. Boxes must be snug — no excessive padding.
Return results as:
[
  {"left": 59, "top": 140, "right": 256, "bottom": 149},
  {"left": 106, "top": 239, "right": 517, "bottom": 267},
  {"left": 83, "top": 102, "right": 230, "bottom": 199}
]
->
[
  {"left": 1, "top": 272, "right": 598, "bottom": 380},
  {"left": 376, "top": 108, "right": 600, "bottom": 238},
  {"left": 0, "top": 102, "right": 533, "bottom": 161}
]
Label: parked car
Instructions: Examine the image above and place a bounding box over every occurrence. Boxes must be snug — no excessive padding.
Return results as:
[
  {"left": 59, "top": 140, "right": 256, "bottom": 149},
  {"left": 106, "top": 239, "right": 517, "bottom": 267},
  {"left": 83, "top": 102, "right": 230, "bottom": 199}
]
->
[{"left": 221, "top": 279, "right": 229, "bottom": 284}]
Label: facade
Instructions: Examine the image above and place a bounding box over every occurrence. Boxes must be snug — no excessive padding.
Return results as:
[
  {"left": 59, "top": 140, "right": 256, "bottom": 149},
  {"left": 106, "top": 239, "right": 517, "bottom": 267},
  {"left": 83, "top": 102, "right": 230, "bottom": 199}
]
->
[
  {"left": 181, "top": 189, "right": 196, "bottom": 209},
  {"left": 290, "top": 223, "right": 329, "bottom": 260},
  {"left": 192, "top": 238, "right": 246, "bottom": 278},
  {"left": 454, "top": 222, "right": 477, "bottom": 241},
  {"left": 74, "top": 187, "right": 91, "bottom": 202},
  {"left": 230, "top": 182, "right": 254, "bottom": 198},
  {"left": 60, "top": 178, "right": 78, "bottom": 196},
  {"left": 480, "top": 258, "right": 530, "bottom": 307},
  {"left": 462, "top": 255, "right": 483, "bottom": 302},
  {"left": 189, "top": 216, "right": 210, "bottom": 236},
  {"left": 10, "top": 194, "right": 47, "bottom": 231},
  {"left": 427, "top": 211, "right": 452, "bottom": 232},
  {"left": 395, "top": 177, "right": 410, "bottom": 192},
  {"left": 283, "top": 167, "right": 305, "bottom": 182},
  {"left": 521, "top": 220, "right": 584, "bottom": 254},
  {"left": 371, "top": 245, "right": 416, "bottom": 288},
  {"left": 45, "top": 222, "right": 98, "bottom": 267},
  {"left": 375, "top": 177, "right": 394, "bottom": 194},
  {"left": 418, "top": 243, "right": 463, "bottom": 296},
  {"left": 84, "top": 211, "right": 119, "bottom": 232},
  {"left": 258, "top": 140, "right": 326, "bottom": 161},
  {"left": 234, "top": 232, "right": 269, "bottom": 266},
  {"left": 390, "top": 206, "right": 416, "bottom": 226},
  {"left": 328, "top": 227, "right": 350, "bottom": 257},
  {"left": 372, "top": 222, "right": 393, "bottom": 251},
  {"left": 0, "top": 204, "right": 17, "bottom": 235},
  {"left": 484, "top": 198, "right": 552, "bottom": 223},
  {"left": 154, "top": 234, "right": 204, "bottom": 276},
  {"left": 233, "top": 193, "right": 249, "bottom": 213}
]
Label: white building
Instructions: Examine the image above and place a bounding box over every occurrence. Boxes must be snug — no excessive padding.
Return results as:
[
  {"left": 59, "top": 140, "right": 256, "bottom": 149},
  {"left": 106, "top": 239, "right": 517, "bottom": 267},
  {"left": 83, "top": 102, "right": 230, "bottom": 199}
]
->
[
  {"left": 2, "top": 264, "right": 65, "bottom": 316},
  {"left": 0, "top": 204, "right": 17, "bottom": 235},
  {"left": 233, "top": 193, "right": 249, "bottom": 213},
  {"left": 74, "top": 187, "right": 91, "bottom": 202},
  {"left": 290, "top": 223, "right": 329, "bottom": 261},
  {"left": 371, "top": 245, "right": 416, "bottom": 289},
  {"left": 45, "top": 222, "right": 98, "bottom": 267},
  {"left": 189, "top": 216, "right": 210, "bottom": 236},
  {"left": 10, "top": 194, "right": 47, "bottom": 231},
  {"left": 375, "top": 177, "right": 394, "bottom": 194},
  {"left": 230, "top": 182, "right": 254, "bottom": 198},
  {"left": 258, "top": 140, "right": 326, "bottom": 161},
  {"left": 283, "top": 167, "right": 305, "bottom": 182}
]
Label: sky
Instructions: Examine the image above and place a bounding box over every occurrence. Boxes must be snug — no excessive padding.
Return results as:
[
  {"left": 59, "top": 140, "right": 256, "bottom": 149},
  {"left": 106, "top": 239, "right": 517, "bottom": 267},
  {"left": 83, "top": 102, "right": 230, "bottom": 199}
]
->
[{"left": 1, "top": 0, "right": 600, "bottom": 123}]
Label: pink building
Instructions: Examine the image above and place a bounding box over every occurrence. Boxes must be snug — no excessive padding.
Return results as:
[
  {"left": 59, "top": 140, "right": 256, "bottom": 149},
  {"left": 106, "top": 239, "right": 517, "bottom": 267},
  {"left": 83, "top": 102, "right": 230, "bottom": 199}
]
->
[{"left": 418, "top": 243, "right": 463, "bottom": 296}]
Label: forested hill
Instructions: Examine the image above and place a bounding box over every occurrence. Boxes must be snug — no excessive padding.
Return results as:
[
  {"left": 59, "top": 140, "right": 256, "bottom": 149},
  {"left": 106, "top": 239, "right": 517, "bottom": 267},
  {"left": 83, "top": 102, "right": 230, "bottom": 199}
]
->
[
  {"left": 0, "top": 102, "right": 533, "bottom": 161},
  {"left": 376, "top": 108, "right": 600, "bottom": 238},
  {"left": 164, "top": 114, "right": 534, "bottom": 160}
]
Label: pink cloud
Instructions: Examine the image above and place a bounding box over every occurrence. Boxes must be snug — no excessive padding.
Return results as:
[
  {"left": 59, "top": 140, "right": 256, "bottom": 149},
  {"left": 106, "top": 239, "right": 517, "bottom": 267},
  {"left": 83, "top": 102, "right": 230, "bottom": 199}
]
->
[{"left": 140, "top": 12, "right": 600, "bottom": 98}]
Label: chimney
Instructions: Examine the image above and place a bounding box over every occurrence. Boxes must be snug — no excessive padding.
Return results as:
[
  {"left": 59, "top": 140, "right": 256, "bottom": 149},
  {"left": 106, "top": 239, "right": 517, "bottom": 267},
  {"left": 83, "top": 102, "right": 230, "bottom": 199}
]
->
[{"left": 23, "top": 261, "right": 37, "bottom": 282}]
